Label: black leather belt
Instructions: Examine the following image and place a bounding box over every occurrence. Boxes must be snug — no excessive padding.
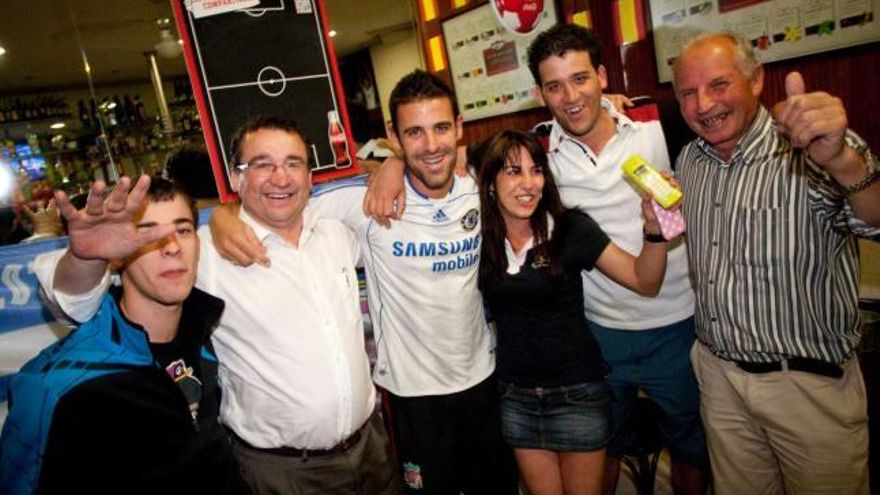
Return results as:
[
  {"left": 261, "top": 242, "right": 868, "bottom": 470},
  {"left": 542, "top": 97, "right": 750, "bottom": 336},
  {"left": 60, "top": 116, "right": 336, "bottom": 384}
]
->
[
  {"left": 229, "top": 419, "right": 368, "bottom": 459},
  {"left": 735, "top": 357, "right": 843, "bottom": 379}
]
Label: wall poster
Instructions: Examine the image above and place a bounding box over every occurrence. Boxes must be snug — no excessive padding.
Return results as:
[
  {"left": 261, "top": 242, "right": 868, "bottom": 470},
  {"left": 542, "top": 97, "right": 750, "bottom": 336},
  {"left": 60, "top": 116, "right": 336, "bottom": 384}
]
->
[
  {"left": 172, "top": 0, "right": 359, "bottom": 202},
  {"left": 442, "top": 2, "right": 558, "bottom": 122},
  {"left": 650, "top": 0, "right": 879, "bottom": 82}
]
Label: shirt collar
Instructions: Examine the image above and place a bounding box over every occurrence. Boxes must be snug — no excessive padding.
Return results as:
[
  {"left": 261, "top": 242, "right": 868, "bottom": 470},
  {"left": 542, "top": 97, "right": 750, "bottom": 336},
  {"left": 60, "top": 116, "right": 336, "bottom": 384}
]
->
[
  {"left": 239, "top": 203, "right": 318, "bottom": 247},
  {"left": 548, "top": 97, "right": 630, "bottom": 154},
  {"left": 695, "top": 105, "right": 774, "bottom": 166},
  {"left": 109, "top": 284, "right": 224, "bottom": 348},
  {"left": 405, "top": 170, "right": 456, "bottom": 201}
]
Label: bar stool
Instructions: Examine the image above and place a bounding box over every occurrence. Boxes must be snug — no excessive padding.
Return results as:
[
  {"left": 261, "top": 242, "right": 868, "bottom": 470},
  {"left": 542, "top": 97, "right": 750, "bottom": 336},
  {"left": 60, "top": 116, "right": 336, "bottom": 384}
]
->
[{"left": 620, "top": 396, "right": 663, "bottom": 495}]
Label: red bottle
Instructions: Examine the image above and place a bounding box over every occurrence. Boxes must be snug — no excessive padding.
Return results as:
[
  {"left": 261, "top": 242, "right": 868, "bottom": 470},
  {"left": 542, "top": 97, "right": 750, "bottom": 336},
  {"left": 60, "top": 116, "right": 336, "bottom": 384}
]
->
[{"left": 328, "top": 110, "right": 351, "bottom": 169}]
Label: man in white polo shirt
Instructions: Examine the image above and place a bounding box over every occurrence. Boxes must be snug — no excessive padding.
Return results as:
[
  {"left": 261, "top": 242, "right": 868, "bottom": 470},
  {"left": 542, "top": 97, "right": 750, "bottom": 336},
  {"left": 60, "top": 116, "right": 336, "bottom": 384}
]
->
[{"left": 33, "top": 116, "right": 398, "bottom": 495}]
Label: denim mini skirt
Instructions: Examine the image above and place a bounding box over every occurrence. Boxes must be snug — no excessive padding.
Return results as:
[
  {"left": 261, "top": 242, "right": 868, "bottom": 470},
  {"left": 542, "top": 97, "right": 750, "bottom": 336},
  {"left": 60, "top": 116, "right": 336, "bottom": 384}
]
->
[{"left": 499, "top": 380, "right": 612, "bottom": 452}]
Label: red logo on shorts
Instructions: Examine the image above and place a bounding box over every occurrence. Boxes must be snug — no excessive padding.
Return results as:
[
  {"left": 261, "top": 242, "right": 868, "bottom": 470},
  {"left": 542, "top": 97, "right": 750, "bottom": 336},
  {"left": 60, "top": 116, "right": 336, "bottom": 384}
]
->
[{"left": 403, "top": 462, "right": 423, "bottom": 489}]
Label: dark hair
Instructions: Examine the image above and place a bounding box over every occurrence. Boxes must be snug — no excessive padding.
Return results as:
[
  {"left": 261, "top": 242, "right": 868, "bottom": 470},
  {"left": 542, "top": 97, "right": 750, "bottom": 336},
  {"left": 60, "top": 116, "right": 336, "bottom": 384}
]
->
[
  {"left": 147, "top": 175, "right": 199, "bottom": 228},
  {"left": 527, "top": 24, "right": 602, "bottom": 85},
  {"left": 164, "top": 145, "right": 218, "bottom": 200},
  {"left": 476, "top": 130, "right": 567, "bottom": 291},
  {"left": 388, "top": 70, "right": 458, "bottom": 134},
  {"left": 228, "top": 115, "right": 311, "bottom": 171}
]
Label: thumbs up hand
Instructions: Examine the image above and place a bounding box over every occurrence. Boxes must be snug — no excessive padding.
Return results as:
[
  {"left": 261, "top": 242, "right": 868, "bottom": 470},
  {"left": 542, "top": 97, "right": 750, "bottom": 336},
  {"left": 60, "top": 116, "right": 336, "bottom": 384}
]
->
[{"left": 771, "top": 71, "right": 848, "bottom": 167}]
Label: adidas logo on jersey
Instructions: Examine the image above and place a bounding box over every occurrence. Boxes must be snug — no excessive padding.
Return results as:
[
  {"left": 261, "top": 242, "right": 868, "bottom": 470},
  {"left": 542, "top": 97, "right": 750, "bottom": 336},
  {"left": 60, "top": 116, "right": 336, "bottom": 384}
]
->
[{"left": 432, "top": 209, "right": 449, "bottom": 223}]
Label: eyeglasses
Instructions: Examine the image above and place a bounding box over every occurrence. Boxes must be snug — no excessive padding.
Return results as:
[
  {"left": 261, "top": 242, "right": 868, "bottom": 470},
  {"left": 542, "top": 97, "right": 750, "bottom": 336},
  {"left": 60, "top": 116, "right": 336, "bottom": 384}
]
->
[{"left": 235, "top": 158, "right": 306, "bottom": 176}]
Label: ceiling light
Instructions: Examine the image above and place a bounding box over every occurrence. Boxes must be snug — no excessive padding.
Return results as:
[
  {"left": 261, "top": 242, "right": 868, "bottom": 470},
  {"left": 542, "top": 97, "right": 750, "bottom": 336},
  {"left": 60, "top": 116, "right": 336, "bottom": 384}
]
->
[
  {"left": 0, "top": 46, "right": 6, "bottom": 57},
  {"left": 328, "top": 30, "right": 337, "bottom": 38},
  {"left": 49, "top": 122, "right": 66, "bottom": 130},
  {"left": 155, "top": 27, "right": 183, "bottom": 58}
]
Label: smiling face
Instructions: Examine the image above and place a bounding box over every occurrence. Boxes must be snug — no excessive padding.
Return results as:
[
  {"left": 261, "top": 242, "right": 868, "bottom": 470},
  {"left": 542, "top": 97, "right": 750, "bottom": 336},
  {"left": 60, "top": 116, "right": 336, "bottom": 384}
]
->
[
  {"left": 390, "top": 97, "right": 463, "bottom": 199},
  {"left": 673, "top": 36, "right": 764, "bottom": 160},
  {"left": 494, "top": 145, "right": 545, "bottom": 228},
  {"left": 121, "top": 195, "right": 199, "bottom": 309},
  {"left": 232, "top": 128, "right": 311, "bottom": 237},
  {"left": 537, "top": 50, "right": 608, "bottom": 142}
]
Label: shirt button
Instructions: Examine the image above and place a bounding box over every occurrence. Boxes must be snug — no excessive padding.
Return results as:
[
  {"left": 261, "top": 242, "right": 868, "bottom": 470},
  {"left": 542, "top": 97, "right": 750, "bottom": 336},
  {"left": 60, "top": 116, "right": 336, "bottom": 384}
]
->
[
  {"left": 712, "top": 241, "right": 718, "bottom": 247},
  {"left": 711, "top": 317, "right": 717, "bottom": 322},
  {"left": 714, "top": 202, "right": 721, "bottom": 207},
  {"left": 709, "top": 279, "right": 714, "bottom": 284}
]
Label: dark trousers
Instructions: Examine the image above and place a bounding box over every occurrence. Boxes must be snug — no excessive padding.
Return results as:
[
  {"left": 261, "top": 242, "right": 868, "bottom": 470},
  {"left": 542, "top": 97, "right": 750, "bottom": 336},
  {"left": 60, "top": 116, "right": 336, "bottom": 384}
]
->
[
  {"left": 231, "top": 413, "right": 400, "bottom": 495},
  {"left": 382, "top": 374, "right": 519, "bottom": 495}
]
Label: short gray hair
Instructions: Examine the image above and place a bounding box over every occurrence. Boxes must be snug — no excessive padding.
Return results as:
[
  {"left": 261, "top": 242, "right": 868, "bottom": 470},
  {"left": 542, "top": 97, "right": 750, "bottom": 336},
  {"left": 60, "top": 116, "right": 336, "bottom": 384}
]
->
[{"left": 673, "top": 31, "right": 760, "bottom": 84}]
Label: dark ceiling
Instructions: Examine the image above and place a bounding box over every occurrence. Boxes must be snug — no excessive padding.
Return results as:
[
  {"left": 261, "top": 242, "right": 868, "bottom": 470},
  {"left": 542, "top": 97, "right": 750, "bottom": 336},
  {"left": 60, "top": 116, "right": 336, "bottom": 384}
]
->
[{"left": 0, "top": 0, "right": 415, "bottom": 94}]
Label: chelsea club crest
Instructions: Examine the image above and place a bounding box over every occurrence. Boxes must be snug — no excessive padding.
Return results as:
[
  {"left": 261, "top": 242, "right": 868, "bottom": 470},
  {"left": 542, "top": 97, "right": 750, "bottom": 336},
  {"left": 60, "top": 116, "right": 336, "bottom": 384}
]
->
[{"left": 460, "top": 208, "right": 479, "bottom": 231}]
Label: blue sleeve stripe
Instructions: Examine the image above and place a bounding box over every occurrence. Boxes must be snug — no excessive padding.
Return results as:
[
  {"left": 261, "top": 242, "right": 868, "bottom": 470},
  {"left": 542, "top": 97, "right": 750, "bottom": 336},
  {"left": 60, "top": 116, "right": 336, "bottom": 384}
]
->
[{"left": 311, "top": 174, "right": 368, "bottom": 198}]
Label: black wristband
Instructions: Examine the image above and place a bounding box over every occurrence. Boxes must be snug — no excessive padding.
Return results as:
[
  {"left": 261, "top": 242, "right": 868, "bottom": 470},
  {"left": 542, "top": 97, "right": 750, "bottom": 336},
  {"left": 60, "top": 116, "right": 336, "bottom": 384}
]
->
[{"left": 644, "top": 231, "right": 666, "bottom": 243}]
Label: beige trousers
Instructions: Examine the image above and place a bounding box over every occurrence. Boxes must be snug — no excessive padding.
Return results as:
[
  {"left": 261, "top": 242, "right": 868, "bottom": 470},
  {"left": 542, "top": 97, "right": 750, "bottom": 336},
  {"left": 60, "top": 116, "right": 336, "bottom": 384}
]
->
[{"left": 691, "top": 341, "right": 868, "bottom": 495}]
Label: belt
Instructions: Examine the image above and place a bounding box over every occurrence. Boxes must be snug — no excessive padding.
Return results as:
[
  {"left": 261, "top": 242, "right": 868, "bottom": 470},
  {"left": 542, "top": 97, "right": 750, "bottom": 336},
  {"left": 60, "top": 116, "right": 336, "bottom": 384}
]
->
[
  {"left": 735, "top": 357, "right": 843, "bottom": 379},
  {"left": 229, "top": 419, "right": 369, "bottom": 459}
]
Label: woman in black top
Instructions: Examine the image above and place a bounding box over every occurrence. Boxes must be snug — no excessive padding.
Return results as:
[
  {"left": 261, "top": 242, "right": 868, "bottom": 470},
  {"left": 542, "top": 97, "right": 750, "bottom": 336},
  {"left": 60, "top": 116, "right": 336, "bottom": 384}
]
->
[{"left": 476, "top": 130, "right": 676, "bottom": 495}]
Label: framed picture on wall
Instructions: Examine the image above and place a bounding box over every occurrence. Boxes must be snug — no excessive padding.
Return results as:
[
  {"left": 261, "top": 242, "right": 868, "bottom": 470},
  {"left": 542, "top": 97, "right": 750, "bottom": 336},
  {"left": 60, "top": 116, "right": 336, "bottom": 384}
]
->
[
  {"left": 650, "top": 0, "right": 880, "bottom": 83},
  {"left": 441, "top": 2, "right": 558, "bottom": 122}
]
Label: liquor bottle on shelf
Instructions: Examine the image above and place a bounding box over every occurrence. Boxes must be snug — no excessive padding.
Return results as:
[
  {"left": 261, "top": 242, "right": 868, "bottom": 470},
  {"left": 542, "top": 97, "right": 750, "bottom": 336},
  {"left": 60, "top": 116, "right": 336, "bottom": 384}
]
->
[
  {"left": 26, "top": 133, "right": 41, "bottom": 156},
  {"left": 90, "top": 100, "right": 100, "bottom": 128},
  {"left": 181, "top": 108, "right": 193, "bottom": 132},
  {"left": 78, "top": 100, "right": 91, "bottom": 128},
  {"left": 133, "top": 95, "right": 146, "bottom": 122},
  {"left": 124, "top": 95, "right": 136, "bottom": 124},
  {"left": 113, "top": 95, "right": 126, "bottom": 124},
  {"left": 18, "top": 166, "right": 33, "bottom": 202},
  {"left": 10, "top": 99, "right": 22, "bottom": 121},
  {"left": 44, "top": 158, "right": 60, "bottom": 186},
  {"left": 103, "top": 98, "right": 118, "bottom": 127},
  {"left": 327, "top": 110, "right": 351, "bottom": 169}
]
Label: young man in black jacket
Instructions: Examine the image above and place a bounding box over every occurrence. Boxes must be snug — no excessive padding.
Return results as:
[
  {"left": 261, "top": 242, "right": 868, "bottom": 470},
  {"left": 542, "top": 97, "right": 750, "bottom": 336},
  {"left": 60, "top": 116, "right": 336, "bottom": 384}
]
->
[{"left": 0, "top": 176, "right": 246, "bottom": 494}]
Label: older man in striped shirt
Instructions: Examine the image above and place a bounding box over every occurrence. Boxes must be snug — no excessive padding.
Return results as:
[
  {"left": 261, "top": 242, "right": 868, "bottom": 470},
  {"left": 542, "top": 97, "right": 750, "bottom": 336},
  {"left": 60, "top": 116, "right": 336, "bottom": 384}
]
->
[{"left": 672, "top": 32, "right": 880, "bottom": 495}]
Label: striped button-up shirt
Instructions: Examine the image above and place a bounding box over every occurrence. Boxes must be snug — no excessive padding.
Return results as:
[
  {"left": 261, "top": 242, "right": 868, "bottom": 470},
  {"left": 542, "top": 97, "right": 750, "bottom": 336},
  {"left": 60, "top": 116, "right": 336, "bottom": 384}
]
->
[{"left": 677, "top": 105, "right": 880, "bottom": 364}]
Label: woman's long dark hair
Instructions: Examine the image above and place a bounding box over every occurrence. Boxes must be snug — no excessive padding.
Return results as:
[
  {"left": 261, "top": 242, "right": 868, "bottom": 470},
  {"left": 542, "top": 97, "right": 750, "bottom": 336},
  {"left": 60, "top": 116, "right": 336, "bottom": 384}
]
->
[{"left": 476, "top": 130, "right": 568, "bottom": 291}]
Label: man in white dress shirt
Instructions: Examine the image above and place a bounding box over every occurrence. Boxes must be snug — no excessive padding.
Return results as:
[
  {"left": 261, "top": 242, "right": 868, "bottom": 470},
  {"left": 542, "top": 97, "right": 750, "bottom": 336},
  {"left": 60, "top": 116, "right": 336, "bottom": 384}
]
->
[{"left": 33, "top": 116, "right": 399, "bottom": 495}]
